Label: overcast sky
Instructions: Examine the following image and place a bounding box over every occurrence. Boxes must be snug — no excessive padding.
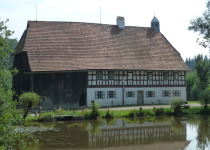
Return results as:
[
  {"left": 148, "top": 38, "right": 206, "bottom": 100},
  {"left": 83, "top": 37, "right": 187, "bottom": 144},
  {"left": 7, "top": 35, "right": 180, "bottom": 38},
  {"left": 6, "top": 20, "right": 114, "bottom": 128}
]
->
[{"left": 0, "top": 0, "right": 209, "bottom": 60}]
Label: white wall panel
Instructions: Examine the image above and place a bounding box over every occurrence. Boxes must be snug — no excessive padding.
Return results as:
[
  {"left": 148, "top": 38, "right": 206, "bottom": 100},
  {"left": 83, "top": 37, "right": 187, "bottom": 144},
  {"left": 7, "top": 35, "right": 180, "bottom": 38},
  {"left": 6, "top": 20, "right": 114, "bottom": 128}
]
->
[{"left": 87, "top": 87, "right": 187, "bottom": 106}]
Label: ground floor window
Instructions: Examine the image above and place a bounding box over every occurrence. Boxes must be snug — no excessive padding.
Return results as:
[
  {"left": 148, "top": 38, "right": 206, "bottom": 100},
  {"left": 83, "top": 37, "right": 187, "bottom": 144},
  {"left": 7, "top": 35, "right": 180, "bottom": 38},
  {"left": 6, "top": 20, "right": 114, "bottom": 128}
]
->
[
  {"left": 95, "top": 91, "right": 105, "bottom": 99},
  {"left": 162, "top": 90, "right": 171, "bottom": 97},
  {"left": 107, "top": 91, "right": 116, "bottom": 98},
  {"left": 126, "top": 91, "right": 135, "bottom": 97},
  {"left": 173, "top": 90, "right": 181, "bottom": 97},
  {"left": 146, "top": 91, "right": 155, "bottom": 98}
]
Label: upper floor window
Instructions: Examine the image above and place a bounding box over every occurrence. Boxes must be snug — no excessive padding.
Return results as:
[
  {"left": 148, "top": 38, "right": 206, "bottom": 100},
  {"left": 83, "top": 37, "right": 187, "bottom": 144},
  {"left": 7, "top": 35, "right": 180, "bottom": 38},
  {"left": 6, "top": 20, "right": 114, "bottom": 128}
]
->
[
  {"left": 108, "top": 71, "right": 114, "bottom": 80},
  {"left": 174, "top": 72, "right": 178, "bottom": 80},
  {"left": 163, "top": 72, "right": 168, "bottom": 80},
  {"left": 96, "top": 71, "right": 103, "bottom": 80},
  {"left": 147, "top": 72, "right": 152, "bottom": 80}
]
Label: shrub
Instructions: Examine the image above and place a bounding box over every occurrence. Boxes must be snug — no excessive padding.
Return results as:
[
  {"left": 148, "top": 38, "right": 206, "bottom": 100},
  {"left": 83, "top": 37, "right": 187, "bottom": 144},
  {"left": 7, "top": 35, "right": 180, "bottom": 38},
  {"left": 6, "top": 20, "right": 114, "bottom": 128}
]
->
[
  {"left": 19, "top": 92, "right": 43, "bottom": 119},
  {"left": 126, "top": 107, "right": 145, "bottom": 117},
  {"left": 85, "top": 102, "right": 101, "bottom": 119},
  {"left": 103, "top": 109, "right": 114, "bottom": 118},
  {"left": 153, "top": 106, "right": 165, "bottom": 116},
  {"left": 170, "top": 97, "right": 184, "bottom": 115},
  {"left": 55, "top": 109, "right": 65, "bottom": 115}
]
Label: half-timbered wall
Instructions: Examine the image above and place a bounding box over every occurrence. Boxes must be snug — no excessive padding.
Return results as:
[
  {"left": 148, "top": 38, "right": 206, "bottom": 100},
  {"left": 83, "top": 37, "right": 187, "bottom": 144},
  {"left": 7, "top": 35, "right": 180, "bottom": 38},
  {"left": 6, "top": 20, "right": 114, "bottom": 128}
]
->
[{"left": 87, "top": 71, "right": 185, "bottom": 87}]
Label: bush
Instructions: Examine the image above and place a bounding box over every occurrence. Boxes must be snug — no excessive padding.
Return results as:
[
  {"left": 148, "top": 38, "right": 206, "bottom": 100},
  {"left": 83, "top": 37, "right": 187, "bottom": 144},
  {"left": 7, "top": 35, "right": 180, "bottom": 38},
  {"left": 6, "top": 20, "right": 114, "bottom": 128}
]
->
[
  {"left": 153, "top": 106, "right": 165, "bottom": 116},
  {"left": 170, "top": 97, "right": 184, "bottom": 115},
  {"left": 19, "top": 92, "right": 42, "bottom": 119},
  {"left": 85, "top": 102, "right": 101, "bottom": 119},
  {"left": 55, "top": 109, "right": 65, "bottom": 115},
  {"left": 126, "top": 107, "right": 145, "bottom": 117},
  {"left": 103, "top": 109, "right": 114, "bottom": 118}
]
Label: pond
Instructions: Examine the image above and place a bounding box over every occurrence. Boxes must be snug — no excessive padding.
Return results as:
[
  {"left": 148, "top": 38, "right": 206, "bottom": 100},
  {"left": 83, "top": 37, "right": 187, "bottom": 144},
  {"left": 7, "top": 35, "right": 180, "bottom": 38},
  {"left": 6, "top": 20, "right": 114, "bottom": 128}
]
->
[{"left": 16, "top": 116, "right": 210, "bottom": 150}]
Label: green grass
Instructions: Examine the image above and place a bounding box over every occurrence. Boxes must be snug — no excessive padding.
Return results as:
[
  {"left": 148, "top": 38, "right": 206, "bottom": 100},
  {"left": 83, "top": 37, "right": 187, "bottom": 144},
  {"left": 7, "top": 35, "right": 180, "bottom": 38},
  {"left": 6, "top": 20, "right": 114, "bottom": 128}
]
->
[
  {"left": 188, "top": 101, "right": 200, "bottom": 104},
  {"left": 24, "top": 105, "right": 209, "bottom": 122}
]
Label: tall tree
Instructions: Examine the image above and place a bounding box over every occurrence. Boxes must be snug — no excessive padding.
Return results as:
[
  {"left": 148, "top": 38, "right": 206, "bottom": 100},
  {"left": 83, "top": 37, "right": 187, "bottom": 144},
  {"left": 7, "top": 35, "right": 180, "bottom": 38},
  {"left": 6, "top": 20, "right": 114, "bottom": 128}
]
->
[
  {"left": 188, "top": 0, "right": 210, "bottom": 51},
  {"left": 188, "top": 0, "right": 210, "bottom": 38},
  {"left": 194, "top": 54, "right": 210, "bottom": 94}
]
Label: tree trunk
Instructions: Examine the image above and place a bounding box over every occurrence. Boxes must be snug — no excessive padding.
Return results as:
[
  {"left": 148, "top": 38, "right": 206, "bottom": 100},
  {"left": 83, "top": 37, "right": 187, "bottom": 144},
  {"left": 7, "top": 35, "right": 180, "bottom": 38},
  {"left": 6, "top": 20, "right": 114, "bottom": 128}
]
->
[
  {"left": 205, "top": 99, "right": 208, "bottom": 110},
  {"left": 23, "top": 103, "right": 32, "bottom": 120}
]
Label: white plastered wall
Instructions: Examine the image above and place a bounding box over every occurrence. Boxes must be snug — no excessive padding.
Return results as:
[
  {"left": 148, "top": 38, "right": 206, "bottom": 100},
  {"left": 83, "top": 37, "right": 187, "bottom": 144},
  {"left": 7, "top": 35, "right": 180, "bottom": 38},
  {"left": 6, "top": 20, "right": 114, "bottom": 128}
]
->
[{"left": 87, "top": 87, "right": 186, "bottom": 107}]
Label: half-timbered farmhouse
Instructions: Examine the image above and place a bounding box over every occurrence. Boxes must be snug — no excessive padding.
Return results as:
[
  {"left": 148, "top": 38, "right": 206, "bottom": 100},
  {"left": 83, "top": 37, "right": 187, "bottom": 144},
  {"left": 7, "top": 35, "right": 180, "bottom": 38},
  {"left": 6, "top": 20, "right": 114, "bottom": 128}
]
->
[{"left": 12, "top": 16, "right": 189, "bottom": 109}]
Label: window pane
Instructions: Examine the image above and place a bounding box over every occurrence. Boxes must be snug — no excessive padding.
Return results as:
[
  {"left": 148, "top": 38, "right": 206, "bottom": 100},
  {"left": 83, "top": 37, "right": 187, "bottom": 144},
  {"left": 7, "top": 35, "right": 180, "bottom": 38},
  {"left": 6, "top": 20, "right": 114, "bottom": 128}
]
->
[
  {"left": 128, "top": 91, "right": 133, "bottom": 97},
  {"left": 96, "top": 71, "right": 103, "bottom": 80},
  {"left": 174, "top": 72, "right": 178, "bottom": 80},
  {"left": 108, "top": 71, "right": 114, "bottom": 80},
  {"left": 163, "top": 72, "right": 168, "bottom": 80},
  {"left": 148, "top": 91, "right": 152, "bottom": 97},
  {"left": 147, "top": 72, "right": 152, "bottom": 80}
]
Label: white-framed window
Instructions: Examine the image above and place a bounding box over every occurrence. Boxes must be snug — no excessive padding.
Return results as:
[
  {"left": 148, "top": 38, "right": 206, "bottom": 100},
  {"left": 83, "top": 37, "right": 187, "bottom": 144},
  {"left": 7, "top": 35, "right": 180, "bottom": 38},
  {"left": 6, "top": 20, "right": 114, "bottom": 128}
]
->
[
  {"left": 128, "top": 72, "right": 132, "bottom": 79},
  {"left": 108, "top": 71, "right": 114, "bottom": 80},
  {"left": 95, "top": 91, "right": 105, "bottom": 99},
  {"left": 146, "top": 91, "right": 155, "bottom": 98},
  {"left": 163, "top": 72, "right": 168, "bottom": 80},
  {"left": 147, "top": 72, "right": 152, "bottom": 80},
  {"left": 107, "top": 91, "right": 116, "bottom": 98},
  {"left": 50, "top": 73, "right": 55, "bottom": 79},
  {"left": 96, "top": 71, "right": 103, "bottom": 80},
  {"left": 173, "top": 90, "right": 181, "bottom": 97},
  {"left": 126, "top": 91, "right": 135, "bottom": 97},
  {"left": 66, "top": 89, "right": 72, "bottom": 97},
  {"left": 162, "top": 90, "right": 171, "bottom": 97},
  {"left": 174, "top": 72, "right": 178, "bottom": 80}
]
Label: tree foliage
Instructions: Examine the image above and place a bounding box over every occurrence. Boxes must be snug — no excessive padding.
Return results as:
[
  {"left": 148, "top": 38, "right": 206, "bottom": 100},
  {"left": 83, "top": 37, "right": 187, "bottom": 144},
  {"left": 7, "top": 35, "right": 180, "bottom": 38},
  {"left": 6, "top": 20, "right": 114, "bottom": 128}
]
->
[
  {"left": 19, "top": 92, "right": 42, "bottom": 119},
  {"left": 0, "top": 18, "right": 29, "bottom": 149},
  {"left": 194, "top": 54, "right": 210, "bottom": 93},
  {"left": 200, "top": 88, "right": 210, "bottom": 109},
  {"left": 186, "top": 71, "right": 199, "bottom": 101},
  {"left": 188, "top": 0, "right": 210, "bottom": 38}
]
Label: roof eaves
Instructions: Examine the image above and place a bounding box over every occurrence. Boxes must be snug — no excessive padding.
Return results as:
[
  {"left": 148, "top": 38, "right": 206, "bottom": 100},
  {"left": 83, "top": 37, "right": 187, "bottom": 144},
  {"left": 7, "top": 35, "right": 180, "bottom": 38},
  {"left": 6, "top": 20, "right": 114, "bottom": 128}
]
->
[{"left": 11, "top": 28, "right": 29, "bottom": 56}]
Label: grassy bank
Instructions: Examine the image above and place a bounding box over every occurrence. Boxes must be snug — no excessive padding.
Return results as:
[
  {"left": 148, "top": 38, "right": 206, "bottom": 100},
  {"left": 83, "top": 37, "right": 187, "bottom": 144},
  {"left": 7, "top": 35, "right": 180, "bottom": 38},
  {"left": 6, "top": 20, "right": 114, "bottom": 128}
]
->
[{"left": 25, "top": 105, "right": 210, "bottom": 122}]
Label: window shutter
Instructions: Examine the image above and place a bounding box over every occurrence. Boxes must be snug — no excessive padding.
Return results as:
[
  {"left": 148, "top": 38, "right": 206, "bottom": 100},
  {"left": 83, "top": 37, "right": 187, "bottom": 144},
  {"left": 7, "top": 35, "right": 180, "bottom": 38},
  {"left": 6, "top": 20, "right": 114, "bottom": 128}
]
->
[
  {"left": 152, "top": 91, "right": 155, "bottom": 98},
  {"left": 146, "top": 91, "right": 148, "bottom": 98},
  {"left": 169, "top": 91, "right": 171, "bottom": 97},
  {"left": 107, "top": 91, "right": 109, "bottom": 99},
  {"left": 113, "top": 91, "right": 116, "bottom": 98},
  {"left": 95, "top": 91, "right": 97, "bottom": 99},
  {"left": 173, "top": 91, "right": 175, "bottom": 97},
  {"left": 179, "top": 90, "right": 181, "bottom": 96},
  {"left": 132, "top": 91, "right": 135, "bottom": 97},
  {"left": 162, "top": 91, "right": 165, "bottom": 97},
  {"left": 126, "top": 91, "right": 128, "bottom": 97},
  {"left": 102, "top": 91, "right": 105, "bottom": 99}
]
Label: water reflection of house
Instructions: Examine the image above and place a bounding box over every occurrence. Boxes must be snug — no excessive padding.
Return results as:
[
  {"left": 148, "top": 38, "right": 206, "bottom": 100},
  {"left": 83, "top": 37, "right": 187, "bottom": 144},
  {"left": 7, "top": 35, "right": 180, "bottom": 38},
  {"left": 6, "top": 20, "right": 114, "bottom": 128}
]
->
[{"left": 88, "top": 119, "right": 187, "bottom": 148}]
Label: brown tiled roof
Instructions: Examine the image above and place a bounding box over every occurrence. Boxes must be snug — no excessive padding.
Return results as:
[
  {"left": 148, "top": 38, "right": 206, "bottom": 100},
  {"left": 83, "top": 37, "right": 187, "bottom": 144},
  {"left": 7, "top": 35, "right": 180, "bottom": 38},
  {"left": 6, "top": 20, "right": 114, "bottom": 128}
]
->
[{"left": 14, "top": 21, "right": 189, "bottom": 72}]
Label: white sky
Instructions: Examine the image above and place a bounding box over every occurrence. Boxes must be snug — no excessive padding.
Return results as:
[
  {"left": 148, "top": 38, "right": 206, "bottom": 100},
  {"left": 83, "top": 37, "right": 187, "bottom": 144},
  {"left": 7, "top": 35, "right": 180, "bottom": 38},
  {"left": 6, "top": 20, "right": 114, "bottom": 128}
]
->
[{"left": 0, "top": 0, "right": 209, "bottom": 61}]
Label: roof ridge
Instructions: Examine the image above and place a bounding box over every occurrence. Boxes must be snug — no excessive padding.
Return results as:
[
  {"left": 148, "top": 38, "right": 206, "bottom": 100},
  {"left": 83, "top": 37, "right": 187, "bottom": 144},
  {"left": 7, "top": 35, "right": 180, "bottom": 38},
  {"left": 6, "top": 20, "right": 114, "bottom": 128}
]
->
[{"left": 27, "top": 20, "right": 151, "bottom": 29}]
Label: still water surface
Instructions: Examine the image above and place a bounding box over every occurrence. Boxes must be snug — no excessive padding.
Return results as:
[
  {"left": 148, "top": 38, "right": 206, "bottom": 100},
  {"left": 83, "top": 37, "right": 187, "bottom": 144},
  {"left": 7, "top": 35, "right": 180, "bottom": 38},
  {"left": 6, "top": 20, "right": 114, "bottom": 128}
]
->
[{"left": 18, "top": 116, "right": 210, "bottom": 150}]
